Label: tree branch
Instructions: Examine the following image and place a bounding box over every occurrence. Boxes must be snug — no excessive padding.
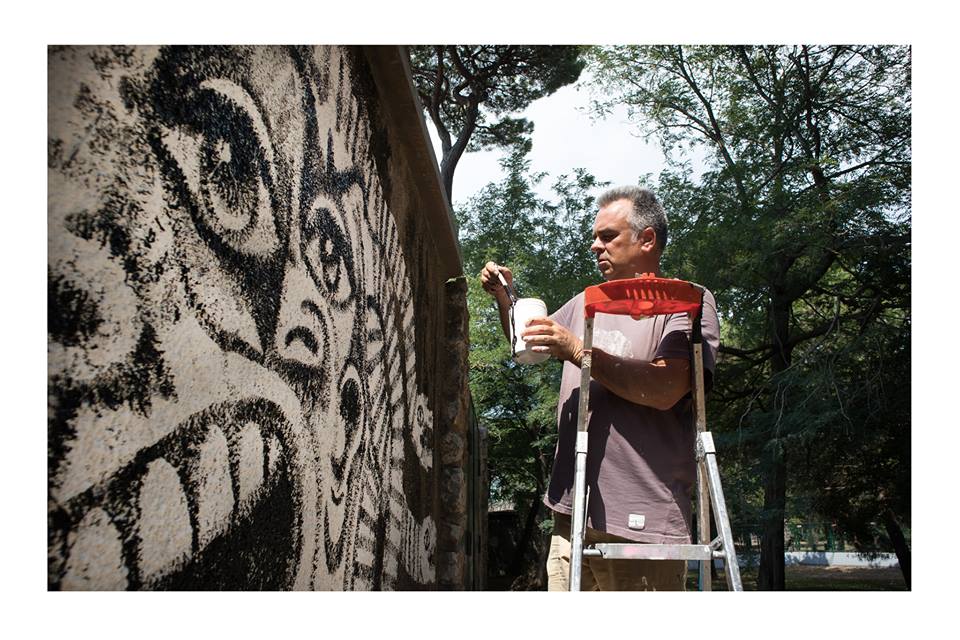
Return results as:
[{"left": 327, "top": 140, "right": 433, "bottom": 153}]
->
[
  {"left": 720, "top": 343, "right": 774, "bottom": 364},
  {"left": 673, "top": 46, "right": 751, "bottom": 210}
]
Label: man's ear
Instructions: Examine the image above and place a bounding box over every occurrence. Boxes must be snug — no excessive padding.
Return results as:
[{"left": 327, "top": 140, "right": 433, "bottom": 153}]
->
[{"left": 640, "top": 227, "right": 658, "bottom": 252}]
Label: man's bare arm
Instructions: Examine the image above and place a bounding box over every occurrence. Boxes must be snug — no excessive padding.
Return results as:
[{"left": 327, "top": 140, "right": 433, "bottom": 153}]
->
[
  {"left": 521, "top": 316, "right": 691, "bottom": 411},
  {"left": 588, "top": 352, "right": 690, "bottom": 411}
]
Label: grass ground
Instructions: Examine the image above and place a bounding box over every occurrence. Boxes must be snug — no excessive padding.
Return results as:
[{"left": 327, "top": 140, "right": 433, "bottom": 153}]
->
[
  {"left": 685, "top": 564, "right": 908, "bottom": 591},
  {"left": 489, "top": 563, "right": 908, "bottom": 590}
]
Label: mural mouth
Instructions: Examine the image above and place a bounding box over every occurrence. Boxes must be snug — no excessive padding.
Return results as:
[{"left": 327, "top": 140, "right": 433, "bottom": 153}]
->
[{"left": 49, "top": 398, "right": 304, "bottom": 590}]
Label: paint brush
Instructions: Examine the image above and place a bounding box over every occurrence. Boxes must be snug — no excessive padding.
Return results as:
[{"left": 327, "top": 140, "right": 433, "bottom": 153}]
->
[{"left": 497, "top": 271, "right": 518, "bottom": 305}]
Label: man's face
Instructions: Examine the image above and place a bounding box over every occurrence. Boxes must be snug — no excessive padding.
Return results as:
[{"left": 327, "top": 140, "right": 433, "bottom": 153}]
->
[{"left": 591, "top": 198, "right": 648, "bottom": 280}]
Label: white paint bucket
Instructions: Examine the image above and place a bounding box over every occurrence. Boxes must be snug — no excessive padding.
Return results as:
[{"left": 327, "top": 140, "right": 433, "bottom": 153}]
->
[{"left": 512, "top": 298, "right": 550, "bottom": 365}]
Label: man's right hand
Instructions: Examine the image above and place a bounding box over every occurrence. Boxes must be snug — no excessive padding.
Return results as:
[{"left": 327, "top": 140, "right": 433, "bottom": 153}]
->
[{"left": 480, "top": 262, "right": 513, "bottom": 304}]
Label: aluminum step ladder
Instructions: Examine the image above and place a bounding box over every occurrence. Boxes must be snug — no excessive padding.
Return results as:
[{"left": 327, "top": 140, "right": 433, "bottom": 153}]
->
[{"left": 568, "top": 275, "right": 743, "bottom": 591}]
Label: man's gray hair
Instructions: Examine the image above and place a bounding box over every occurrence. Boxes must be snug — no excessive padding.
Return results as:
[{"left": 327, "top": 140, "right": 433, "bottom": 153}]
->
[{"left": 598, "top": 186, "right": 669, "bottom": 252}]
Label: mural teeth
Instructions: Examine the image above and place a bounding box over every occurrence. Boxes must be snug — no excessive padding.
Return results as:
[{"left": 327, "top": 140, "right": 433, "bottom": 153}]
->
[
  {"left": 267, "top": 434, "right": 282, "bottom": 479},
  {"left": 236, "top": 421, "right": 265, "bottom": 509},
  {"left": 138, "top": 458, "right": 192, "bottom": 583},
  {"left": 195, "top": 425, "right": 233, "bottom": 547},
  {"left": 61, "top": 508, "right": 129, "bottom": 590}
]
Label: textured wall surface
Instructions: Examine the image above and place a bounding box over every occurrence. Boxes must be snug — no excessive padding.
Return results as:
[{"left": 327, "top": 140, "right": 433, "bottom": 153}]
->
[{"left": 48, "top": 45, "right": 465, "bottom": 590}]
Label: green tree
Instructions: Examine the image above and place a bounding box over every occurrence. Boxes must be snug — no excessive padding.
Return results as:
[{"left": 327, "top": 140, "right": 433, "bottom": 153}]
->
[
  {"left": 587, "top": 45, "right": 911, "bottom": 589},
  {"left": 458, "top": 145, "right": 602, "bottom": 587},
  {"left": 790, "top": 266, "right": 911, "bottom": 585},
  {"left": 408, "top": 45, "right": 585, "bottom": 202}
]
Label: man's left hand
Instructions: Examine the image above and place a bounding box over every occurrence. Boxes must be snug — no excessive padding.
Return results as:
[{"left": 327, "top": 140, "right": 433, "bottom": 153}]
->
[{"left": 521, "top": 317, "right": 583, "bottom": 365}]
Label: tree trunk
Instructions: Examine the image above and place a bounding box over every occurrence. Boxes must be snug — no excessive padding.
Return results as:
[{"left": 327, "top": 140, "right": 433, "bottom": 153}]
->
[
  {"left": 758, "top": 293, "right": 791, "bottom": 590},
  {"left": 882, "top": 508, "right": 911, "bottom": 589},
  {"left": 508, "top": 493, "right": 542, "bottom": 578},
  {"left": 438, "top": 101, "right": 479, "bottom": 204},
  {"left": 758, "top": 441, "right": 786, "bottom": 590},
  {"left": 533, "top": 524, "right": 550, "bottom": 590},
  {"left": 440, "top": 156, "right": 456, "bottom": 204}
]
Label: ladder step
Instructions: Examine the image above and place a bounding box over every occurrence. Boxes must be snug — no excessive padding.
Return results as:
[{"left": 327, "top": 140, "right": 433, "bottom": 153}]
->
[{"left": 583, "top": 544, "right": 715, "bottom": 561}]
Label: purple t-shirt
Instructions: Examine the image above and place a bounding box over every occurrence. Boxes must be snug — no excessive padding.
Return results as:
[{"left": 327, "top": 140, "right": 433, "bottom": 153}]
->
[{"left": 543, "top": 286, "right": 719, "bottom": 543}]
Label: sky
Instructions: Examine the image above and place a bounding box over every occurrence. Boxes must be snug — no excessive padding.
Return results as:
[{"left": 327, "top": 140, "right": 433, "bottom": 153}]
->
[{"left": 426, "top": 70, "right": 709, "bottom": 209}]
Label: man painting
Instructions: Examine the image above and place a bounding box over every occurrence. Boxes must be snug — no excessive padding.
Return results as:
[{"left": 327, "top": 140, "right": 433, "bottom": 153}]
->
[{"left": 480, "top": 186, "right": 720, "bottom": 591}]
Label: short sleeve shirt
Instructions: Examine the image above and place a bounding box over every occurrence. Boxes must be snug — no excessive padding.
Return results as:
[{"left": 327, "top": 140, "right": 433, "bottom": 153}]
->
[{"left": 543, "top": 286, "right": 720, "bottom": 543}]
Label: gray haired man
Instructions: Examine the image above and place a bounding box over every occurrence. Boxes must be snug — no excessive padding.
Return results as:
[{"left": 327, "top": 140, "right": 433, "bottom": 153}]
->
[{"left": 480, "top": 186, "right": 720, "bottom": 590}]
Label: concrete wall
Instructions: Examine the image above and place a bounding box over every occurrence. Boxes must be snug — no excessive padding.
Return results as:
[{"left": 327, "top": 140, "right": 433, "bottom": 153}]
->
[
  {"left": 726, "top": 552, "right": 901, "bottom": 569},
  {"left": 47, "top": 45, "right": 469, "bottom": 590}
]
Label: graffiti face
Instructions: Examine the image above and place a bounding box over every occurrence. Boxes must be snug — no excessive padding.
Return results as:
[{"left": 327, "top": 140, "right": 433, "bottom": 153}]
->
[{"left": 48, "top": 46, "right": 435, "bottom": 590}]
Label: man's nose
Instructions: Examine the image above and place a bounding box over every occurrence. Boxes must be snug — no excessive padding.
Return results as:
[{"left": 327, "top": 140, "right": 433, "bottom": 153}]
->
[{"left": 590, "top": 238, "right": 603, "bottom": 254}]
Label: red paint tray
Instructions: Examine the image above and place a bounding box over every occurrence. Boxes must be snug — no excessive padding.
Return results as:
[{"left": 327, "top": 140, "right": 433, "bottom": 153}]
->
[{"left": 583, "top": 274, "right": 702, "bottom": 319}]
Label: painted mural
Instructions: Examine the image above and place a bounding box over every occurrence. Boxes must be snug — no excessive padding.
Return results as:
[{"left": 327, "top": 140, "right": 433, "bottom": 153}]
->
[{"left": 48, "top": 46, "right": 437, "bottom": 590}]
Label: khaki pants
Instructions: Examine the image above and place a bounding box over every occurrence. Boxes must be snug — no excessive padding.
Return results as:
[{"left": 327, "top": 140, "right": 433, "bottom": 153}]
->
[{"left": 547, "top": 512, "right": 687, "bottom": 591}]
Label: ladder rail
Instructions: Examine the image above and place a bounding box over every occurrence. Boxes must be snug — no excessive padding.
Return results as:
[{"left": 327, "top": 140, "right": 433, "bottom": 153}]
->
[
  {"left": 568, "top": 316, "right": 594, "bottom": 591},
  {"left": 691, "top": 307, "right": 712, "bottom": 592},
  {"left": 701, "top": 433, "right": 744, "bottom": 591}
]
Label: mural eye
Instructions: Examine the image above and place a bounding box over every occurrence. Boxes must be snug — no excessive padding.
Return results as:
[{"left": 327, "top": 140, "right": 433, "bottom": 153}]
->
[
  {"left": 302, "top": 205, "right": 354, "bottom": 308},
  {"left": 200, "top": 123, "right": 258, "bottom": 232},
  {"left": 340, "top": 378, "right": 361, "bottom": 427},
  {"left": 190, "top": 81, "right": 279, "bottom": 257}
]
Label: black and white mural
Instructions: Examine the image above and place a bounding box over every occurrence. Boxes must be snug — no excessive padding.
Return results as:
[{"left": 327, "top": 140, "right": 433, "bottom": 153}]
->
[{"left": 48, "top": 46, "right": 437, "bottom": 590}]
